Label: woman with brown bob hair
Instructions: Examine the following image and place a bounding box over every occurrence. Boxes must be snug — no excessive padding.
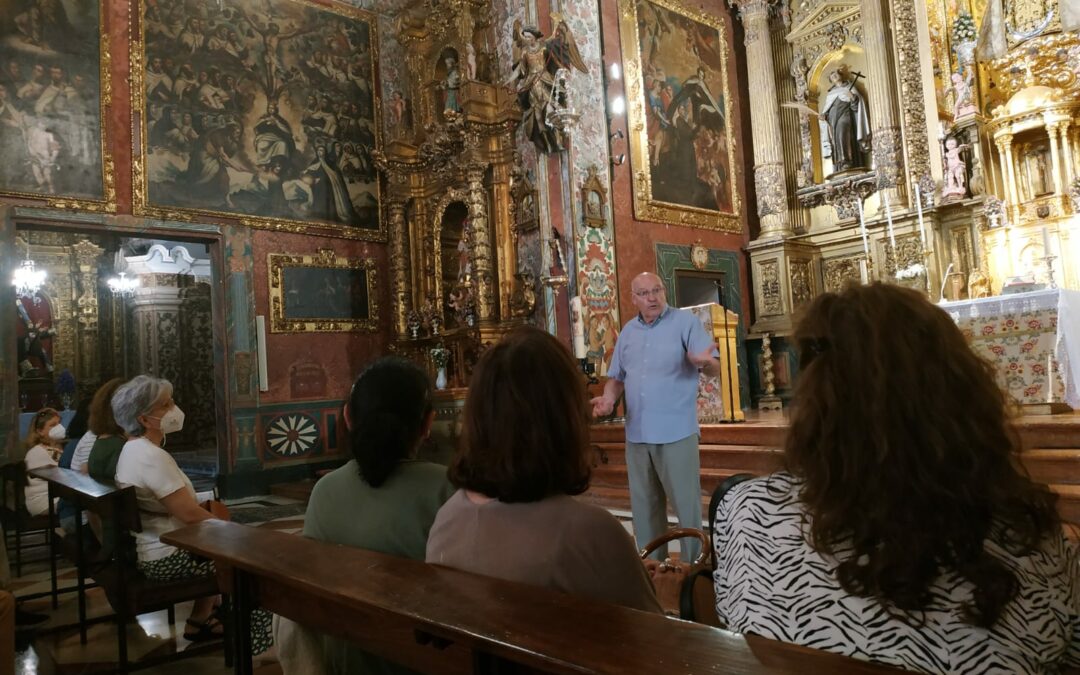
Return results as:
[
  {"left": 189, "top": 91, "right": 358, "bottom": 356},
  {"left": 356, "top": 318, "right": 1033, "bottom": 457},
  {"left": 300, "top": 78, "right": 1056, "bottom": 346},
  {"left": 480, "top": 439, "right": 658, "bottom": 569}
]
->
[
  {"left": 712, "top": 283, "right": 1077, "bottom": 672},
  {"left": 427, "top": 327, "right": 661, "bottom": 613}
]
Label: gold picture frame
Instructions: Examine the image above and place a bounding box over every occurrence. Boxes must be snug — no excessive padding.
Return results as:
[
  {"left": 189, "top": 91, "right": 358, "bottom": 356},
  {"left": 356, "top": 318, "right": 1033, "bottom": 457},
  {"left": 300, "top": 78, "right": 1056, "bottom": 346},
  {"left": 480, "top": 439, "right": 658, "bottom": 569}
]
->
[
  {"left": 268, "top": 249, "right": 379, "bottom": 333},
  {"left": 131, "top": 0, "right": 384, "bottom": 242},
  {"left": 0, "top": 1, "right": 116, "bottom": 212},
  {"left": 618, "top": 0, "right": 741, "bottom": 232}
]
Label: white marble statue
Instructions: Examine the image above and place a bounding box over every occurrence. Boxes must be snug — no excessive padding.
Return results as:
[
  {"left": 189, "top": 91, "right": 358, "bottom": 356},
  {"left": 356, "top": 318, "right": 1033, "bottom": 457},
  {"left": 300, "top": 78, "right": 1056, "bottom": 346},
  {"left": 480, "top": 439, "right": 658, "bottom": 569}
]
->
[{"left": 942, "top": 138, "right": 970, "bottom": 200}]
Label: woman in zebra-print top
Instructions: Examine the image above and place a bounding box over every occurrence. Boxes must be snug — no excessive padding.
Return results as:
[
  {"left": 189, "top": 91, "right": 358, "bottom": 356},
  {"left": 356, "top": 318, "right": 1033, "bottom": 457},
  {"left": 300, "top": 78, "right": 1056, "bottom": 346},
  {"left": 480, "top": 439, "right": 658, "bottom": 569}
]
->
[{"left": 713, "top": 284, "right": 1079, "bottom": 674}]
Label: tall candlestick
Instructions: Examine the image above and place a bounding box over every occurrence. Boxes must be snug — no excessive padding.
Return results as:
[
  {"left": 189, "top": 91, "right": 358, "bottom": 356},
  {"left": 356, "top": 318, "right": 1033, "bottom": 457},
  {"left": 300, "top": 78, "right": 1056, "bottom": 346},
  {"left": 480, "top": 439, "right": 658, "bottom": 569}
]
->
[
  {"left": 857, "top": 198, "right": 869, "bottom": 257},
  {"left": 914, "top": 181, "right": 927, "bottom": 248},
  {"left": 859, "top": 259, "right": 869, "bottom": 285},
  {"left": 883, "top": 191, "right": 896, "bottom": 248},
  {"left": 1047, "top": 353, "right": 1054, "bottom": 404},
  {"left": 1042, "top": 226, "right": 1052, "bottom": 254},
  {"left": 570, "top": 296, "right": 587, "bottom": 359}
]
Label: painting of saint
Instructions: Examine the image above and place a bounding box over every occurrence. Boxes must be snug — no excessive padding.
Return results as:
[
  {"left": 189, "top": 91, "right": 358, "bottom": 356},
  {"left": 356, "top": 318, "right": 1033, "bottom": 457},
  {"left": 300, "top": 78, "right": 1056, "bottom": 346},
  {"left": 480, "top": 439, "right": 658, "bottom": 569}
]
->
[
  {"left": 619, "top": 0, "right": 738, "bottom": 231},
  {"left": 0, "top": 0, "right": 107, "bottom": 203},
  {"left": 136, "top": 0, "right": 381, "bottom": 237}
]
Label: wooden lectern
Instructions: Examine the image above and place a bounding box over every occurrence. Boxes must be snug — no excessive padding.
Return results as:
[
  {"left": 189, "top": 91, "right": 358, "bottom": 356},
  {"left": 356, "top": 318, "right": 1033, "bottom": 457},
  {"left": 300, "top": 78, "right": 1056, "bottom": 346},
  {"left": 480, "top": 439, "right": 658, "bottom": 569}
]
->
[{"left": 686, "top": 303, "right": 744, "bottom": 423}]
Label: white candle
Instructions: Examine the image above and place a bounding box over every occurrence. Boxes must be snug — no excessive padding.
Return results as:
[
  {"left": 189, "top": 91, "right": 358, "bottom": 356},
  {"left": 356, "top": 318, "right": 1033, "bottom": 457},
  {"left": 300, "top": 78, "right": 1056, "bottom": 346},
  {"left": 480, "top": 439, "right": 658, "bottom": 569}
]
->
[
  {"left": 1047, "top": 354, "right": 1054, "bottom": 403},
  {"left": 914, "top": 181, "right": 927, "bottom": 248},
  {"left": 883, "top": 191, "right": 896, "bottom": 248},
  {"left": 1042, "top": 226, "right": 1052, "bottom": 254},
  {"left": 859, "top": 259, "right": 869, "bottom": 285},
  {"left": 570, "top": 296, "right": 587, "bottom": 359},
  {"left": 857, "top": 199, "right": 869, "bottom": 257}
]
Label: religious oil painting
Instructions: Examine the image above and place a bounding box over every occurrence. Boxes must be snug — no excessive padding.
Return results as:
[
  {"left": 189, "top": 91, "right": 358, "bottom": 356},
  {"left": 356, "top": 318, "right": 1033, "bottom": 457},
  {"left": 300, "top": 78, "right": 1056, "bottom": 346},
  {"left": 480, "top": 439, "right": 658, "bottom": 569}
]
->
[
  {"left": 134, "top": 0, "right": 383, "bottom": 241},
  {"left": 0, "top": 0, "right": 112, "bottom": 208},
  {"left": 618, "top": 0, "right": 740, "bottom": 232},
  {"left": 268, "top": 250, "right": 378, "bottom": 333}
]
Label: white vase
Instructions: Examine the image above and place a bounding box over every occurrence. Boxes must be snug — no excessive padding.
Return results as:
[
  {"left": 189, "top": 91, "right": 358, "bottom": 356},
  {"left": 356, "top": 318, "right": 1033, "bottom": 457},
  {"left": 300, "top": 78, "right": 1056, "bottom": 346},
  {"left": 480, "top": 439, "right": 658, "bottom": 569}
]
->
[
  {"left": 435, "top": 366, "right": 447, "bottom": 390},
  {"left": 955, "top": 40, "right": 976, "bottom": 68}
]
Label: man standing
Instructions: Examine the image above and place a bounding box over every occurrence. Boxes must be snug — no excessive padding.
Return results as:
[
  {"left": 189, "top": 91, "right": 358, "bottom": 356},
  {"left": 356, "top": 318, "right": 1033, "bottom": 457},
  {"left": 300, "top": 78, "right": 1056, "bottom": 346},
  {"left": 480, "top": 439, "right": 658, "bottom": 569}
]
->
[{"left": 591, "top": 272, "right": 719, "bottom": 562}]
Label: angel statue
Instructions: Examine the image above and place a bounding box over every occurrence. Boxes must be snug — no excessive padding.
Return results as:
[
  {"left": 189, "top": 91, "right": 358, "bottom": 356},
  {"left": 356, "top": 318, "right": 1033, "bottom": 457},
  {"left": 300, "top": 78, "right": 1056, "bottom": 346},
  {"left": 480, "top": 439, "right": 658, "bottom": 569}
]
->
[{"left": 503, "top": 15, "right": 587, "bottom": 154}]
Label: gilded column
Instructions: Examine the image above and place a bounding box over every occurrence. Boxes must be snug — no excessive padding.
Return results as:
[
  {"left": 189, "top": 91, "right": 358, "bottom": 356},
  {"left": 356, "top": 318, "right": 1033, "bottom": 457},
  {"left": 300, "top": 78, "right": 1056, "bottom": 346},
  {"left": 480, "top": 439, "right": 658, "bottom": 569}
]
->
[
  {"left": 1047, "top": 123, "right": 1064, "bottom": 199},
  {"left": 466, "top": 163, "right": 496, "bottom": 321},
  {"left": 859, "top": 0, "right": 906, "bottom": 200},
  {"left": 1060, "top": 122, "right": 1075, "bottom": 185},
  {"left": 998, "top": 135, "right": 1020, "bottom": 220},
  {"left": 730, "top": 0, "right": 792, "bottom": 239},
  {"left": 387, "top": 200, "right": 410, "bottom": 338},
  {"left": 491, "top": 161, "right": 517, "bottom": 320}
]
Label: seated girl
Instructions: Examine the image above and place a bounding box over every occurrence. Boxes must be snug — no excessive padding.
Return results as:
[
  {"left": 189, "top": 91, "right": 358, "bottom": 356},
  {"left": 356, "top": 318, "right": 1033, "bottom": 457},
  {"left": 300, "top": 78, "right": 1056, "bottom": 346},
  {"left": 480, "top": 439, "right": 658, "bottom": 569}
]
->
[
  {"left": 22, "top": 407, "right": 64, "bottom": 516},
  {"left": 712, "top": 283, "right": 1078, "bottom": 673},
  {"left": 427, "top": 327, "right": 661, "bottom": 613}
]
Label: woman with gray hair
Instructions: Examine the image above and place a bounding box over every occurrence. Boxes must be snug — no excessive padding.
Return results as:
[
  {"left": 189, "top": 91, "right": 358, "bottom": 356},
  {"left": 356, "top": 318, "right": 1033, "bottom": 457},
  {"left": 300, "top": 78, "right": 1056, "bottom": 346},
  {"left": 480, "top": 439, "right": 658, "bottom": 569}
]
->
[{"left": 111, "top": 375, "right": 272, "bottom": 653}]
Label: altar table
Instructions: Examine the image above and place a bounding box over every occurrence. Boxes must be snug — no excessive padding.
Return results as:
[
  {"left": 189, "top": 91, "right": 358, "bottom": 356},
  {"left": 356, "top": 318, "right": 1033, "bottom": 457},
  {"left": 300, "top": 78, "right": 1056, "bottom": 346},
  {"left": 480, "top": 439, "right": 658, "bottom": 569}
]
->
[{"left": 941, "top": 289, "right": 1080, "bottom": 409}]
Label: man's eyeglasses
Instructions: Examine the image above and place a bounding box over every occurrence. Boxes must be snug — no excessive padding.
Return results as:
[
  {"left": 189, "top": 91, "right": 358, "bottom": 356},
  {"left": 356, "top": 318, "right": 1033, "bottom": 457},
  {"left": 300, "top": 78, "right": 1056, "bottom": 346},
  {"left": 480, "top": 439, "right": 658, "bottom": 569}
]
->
[{"left": 634, "top": 287, "right": 664, "bottom": 298}]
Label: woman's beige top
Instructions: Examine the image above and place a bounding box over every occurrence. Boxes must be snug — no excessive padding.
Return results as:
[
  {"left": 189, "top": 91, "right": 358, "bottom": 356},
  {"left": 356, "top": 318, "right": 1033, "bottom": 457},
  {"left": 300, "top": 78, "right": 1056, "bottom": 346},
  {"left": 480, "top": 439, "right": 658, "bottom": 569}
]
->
[{"left": 427, "top": 489, "right": 662, "bottom": 614}]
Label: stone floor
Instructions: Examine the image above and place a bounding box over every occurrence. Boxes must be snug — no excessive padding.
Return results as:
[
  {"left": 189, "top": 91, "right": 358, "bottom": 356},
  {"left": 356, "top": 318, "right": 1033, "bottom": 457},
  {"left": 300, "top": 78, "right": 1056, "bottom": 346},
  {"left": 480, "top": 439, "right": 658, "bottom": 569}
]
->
[{"left": 10, "top": 495, "right": 305, "bottom": 675}]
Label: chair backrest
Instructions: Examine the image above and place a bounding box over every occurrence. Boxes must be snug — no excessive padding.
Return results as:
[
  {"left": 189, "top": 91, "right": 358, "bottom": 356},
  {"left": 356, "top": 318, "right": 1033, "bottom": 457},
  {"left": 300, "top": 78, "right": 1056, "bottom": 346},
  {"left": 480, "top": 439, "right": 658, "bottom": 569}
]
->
[
  {"left": 0, "top": 462, "right": 30, "bottom": 517},
  {"left": 708, "top": 472, "right": 754, "bottom": 570}
]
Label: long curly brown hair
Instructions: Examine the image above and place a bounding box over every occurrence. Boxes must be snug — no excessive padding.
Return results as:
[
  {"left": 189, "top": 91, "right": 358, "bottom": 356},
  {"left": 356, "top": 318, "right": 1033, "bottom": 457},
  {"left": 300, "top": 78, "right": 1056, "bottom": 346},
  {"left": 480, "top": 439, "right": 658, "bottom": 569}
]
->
[{"left": 785, "top": 283, "right": 1060, "bottom": 628}]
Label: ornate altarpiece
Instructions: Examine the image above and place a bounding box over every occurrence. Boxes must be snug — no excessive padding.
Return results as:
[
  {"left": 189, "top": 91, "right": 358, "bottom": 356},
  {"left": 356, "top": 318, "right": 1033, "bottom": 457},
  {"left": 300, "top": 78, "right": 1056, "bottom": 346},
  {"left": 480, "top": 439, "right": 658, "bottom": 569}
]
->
[{"left": 375, "top": 0, "right": 531, "bottom": 386}]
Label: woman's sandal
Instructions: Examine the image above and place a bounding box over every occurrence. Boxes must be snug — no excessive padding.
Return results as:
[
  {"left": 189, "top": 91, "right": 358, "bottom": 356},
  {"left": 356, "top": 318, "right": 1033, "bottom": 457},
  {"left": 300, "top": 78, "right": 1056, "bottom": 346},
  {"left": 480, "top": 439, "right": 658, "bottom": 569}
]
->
[{"left": 183, "top": 615, "right": 225, "bottom": 642}]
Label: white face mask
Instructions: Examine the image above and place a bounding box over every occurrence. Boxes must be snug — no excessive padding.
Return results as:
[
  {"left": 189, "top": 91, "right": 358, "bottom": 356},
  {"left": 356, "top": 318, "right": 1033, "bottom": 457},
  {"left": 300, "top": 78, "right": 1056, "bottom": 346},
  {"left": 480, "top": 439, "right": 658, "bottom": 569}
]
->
[
  {"left": 150, "top": 406, "right": 185, "bottom": 435},
  {"left": 47, "top": 424, "right": 66, "bottom": 441}
]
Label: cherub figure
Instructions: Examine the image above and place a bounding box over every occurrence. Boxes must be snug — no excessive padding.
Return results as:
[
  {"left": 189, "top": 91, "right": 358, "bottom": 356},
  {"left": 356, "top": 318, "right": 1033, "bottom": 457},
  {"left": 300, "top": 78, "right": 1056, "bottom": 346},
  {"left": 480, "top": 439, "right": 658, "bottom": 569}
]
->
[
  {"left": 942, "top": 137, "right": 970, "bottom": 200},
  {"left": 503, "top": 15, "right": 587, "bottom": 153},
  {"left": 951, "top": 72, "right": 976, "bottom": 119}
]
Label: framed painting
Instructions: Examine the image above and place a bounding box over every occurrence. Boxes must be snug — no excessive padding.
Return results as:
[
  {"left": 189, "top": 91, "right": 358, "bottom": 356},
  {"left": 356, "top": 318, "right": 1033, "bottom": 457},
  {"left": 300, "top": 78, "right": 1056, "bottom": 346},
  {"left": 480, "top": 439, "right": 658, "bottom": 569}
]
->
[
  {"left": 0, "top": 0, "right": 114, "bottom": 211},
  {"left": 618, "top": 0, "right": 740, "bottom": 232},
  {"left": 132, "top": 0, "right": 383, "bottom": 241},
  {"left": 268, "top": 249, "right": 378, "bottom": 333}
]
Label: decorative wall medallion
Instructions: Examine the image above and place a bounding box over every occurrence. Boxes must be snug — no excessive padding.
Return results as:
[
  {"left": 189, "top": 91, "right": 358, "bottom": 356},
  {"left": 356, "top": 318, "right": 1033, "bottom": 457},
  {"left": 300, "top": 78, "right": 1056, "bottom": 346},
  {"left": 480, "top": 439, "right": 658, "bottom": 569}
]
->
[
  {"left": 268, "top": 248, "right": 379, "bottom": 333},
  {"left": 265, "top": 413, "right": 320, "bottom": 457},
  {"left": 690, "top": 242, "right": 709, "bottom": 270},
  {"left": 131, "top": 0, "right": 384, "bottom": 242},
  {"left": 617, "top": 0, "right": 741, "bottom": 232}
]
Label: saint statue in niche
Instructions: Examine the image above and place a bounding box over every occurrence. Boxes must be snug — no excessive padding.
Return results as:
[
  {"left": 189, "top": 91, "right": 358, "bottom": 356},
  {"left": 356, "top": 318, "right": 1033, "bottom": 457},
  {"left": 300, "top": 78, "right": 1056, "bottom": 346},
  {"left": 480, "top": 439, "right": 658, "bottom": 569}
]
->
[
  {"left": 442, "top": 50, "right": 462, "bottom": 113},
  {"left": 503, "top": 16, "right": 587, "bottom": 153},
  {"left": 1022, "top": 145, "right": 1051, "bottom": 198},
  {"left": 818, "top": 66, "right": 869, "bottom": 174}
]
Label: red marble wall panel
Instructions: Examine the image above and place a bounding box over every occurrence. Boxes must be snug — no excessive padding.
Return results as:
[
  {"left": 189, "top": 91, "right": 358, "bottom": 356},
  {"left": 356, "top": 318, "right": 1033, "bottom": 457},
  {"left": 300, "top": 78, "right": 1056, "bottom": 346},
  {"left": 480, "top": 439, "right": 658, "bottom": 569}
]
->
[{"left": 250, "top": 230, "right": 390, "bottom": 404}]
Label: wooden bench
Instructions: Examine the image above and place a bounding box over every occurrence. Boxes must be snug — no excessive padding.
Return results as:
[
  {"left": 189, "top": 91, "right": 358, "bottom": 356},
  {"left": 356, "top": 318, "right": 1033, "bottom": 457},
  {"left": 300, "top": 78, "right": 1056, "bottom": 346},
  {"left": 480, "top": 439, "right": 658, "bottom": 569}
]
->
[
  {"left": 163, "top": 520, "right": 904, "bottom": 674},
  {"left": 29, "top": 467, "right": 222, "bottom": 671}
]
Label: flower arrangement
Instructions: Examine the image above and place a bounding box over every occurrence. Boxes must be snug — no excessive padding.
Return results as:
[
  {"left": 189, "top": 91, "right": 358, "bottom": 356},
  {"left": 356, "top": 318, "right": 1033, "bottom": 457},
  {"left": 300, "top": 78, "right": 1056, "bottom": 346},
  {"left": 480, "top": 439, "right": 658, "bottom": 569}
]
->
[
  {"left": 952, "top": 12, "right": 976, "bottom": 44},
  {"left": 895, "top": 263, "right": 927, "bottom": 280},
  {"left": 430, "top": 346, "right": 451, "bottom": 369}
]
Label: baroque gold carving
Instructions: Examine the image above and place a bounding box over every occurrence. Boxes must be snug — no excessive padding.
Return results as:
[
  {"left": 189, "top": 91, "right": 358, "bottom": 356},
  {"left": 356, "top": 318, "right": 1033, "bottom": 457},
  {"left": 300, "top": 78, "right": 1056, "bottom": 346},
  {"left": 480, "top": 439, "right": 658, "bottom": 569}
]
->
[
  {"left": 891, "top": 0, "right": 932, "bottom": 185},
  {"left": 788, "top": 258, "right": 814, "bottom": 309},
  {"left": 823, "top": 256, "right": 861, "bottom": 292},
  {"left": 757, "top": 259, "right": 783, "bottom": 316}
]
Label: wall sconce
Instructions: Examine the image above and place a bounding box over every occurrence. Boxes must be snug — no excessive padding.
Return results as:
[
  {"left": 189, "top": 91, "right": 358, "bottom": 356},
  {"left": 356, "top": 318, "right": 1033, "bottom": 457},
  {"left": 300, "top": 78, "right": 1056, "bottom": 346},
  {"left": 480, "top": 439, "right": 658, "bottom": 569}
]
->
[
  {"left": 610, "top": 95, "right": 626, "bottom": 116},
  {"left": 609, "top": 129, "right": 626, "bottom": 166},
  {"left": 609, "top": 63, "right": 621, "bottom": 81}
]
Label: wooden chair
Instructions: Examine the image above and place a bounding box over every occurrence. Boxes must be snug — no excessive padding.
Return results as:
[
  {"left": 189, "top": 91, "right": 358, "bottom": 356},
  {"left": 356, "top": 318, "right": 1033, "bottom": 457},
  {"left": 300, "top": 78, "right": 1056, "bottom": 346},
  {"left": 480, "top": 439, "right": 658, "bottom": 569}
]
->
[
  {"left": 0, "top": 462, "right": 57, "bottom": 578},
  {"left": 639, "top": 528, "right": 720, "bottom": 625},
  {"left": 90, "top": 486, "right": 224, "bottom": 672}
]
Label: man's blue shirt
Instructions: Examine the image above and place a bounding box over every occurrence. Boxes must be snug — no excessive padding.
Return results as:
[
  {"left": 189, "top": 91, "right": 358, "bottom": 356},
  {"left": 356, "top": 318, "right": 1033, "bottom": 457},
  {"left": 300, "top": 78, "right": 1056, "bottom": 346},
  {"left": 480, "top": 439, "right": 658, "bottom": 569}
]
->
[{"left": 607, "top": 306, "right": 715, "bottom": 444}]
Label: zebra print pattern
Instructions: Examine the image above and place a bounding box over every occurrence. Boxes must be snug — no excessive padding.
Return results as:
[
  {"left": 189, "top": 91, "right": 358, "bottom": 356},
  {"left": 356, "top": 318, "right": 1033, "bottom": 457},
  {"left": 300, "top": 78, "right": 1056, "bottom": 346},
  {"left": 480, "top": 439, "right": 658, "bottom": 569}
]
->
[{"left": 712, "top": 472, "right": 1080, "bottom": 674}]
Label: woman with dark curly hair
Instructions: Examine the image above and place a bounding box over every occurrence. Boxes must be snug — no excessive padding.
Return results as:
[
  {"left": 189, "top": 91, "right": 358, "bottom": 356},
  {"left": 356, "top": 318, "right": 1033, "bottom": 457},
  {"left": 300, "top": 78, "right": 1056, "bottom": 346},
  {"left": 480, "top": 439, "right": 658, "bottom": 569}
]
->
[
  {"left": 427, "top": 327, "right": 661, "bottom": 613},
  {"left": 712, "top": 283, "right": 1077, "bottom": 673}
]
